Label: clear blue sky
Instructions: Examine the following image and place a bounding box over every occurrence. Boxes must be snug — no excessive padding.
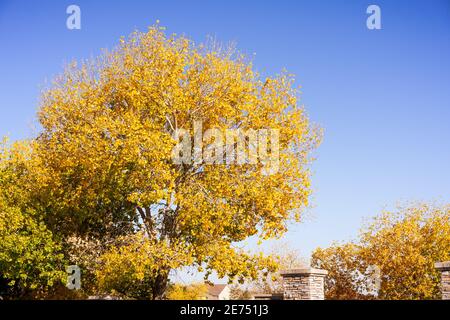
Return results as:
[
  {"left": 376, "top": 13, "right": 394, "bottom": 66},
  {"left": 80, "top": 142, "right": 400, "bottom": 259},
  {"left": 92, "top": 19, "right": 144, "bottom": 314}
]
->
[{"left": 1, "top": 0, "right": 449, "bottom": 272}]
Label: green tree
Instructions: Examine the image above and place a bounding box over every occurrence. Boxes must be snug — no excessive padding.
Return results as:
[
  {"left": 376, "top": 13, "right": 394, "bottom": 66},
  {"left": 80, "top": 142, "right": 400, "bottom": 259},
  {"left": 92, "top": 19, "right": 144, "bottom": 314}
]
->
[{"left": 0, "top": 140, "right": 65, "bottom": 298}]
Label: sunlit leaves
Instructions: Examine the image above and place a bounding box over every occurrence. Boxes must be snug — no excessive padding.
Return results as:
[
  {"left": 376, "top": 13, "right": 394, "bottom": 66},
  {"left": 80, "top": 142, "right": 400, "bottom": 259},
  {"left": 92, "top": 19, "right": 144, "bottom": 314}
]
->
[
  {"left": 312, "top": 203, "right": 450, "bottom": 300},
  {"left": 2, "top": 24, "right": 320, "bottom": 298}
]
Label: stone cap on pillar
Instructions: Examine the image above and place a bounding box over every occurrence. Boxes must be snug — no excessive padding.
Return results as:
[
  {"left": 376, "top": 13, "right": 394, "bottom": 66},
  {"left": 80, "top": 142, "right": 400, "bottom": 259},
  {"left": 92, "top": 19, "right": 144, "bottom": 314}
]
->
[
  {"left": 280, "top": 268, "right": 328, "bottom": 277},
  {"left": 435, "top": 261, "right": 450, "bottom": 271}
]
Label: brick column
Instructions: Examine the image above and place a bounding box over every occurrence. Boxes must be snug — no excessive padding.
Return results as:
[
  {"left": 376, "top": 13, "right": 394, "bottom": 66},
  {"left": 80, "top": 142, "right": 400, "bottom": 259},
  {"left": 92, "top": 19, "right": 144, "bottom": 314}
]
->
[
  {"left": 435, "top": 261, "right": 450, "bottom": 300},
  {"left": 280, "top": 268, "right": 328, "bottom": 300}
]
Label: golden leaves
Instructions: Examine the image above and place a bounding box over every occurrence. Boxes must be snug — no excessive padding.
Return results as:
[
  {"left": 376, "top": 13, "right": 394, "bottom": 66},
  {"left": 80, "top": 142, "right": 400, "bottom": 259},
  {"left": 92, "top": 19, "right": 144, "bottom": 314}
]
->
[
  {"left": 312, "top": 203, "right": 450, "bottom": 300},
  {"left": 166, "top": 283, "right": 209, "bottom": 300},
  {"left": 2, "top": 24, "right": 321, "bottom": 296}
]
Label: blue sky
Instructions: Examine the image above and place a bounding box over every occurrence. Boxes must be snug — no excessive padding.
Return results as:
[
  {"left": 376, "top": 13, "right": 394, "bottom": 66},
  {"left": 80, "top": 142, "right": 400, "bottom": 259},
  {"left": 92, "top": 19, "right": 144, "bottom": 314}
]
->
[{"left": 1, "top": 0, "right": 449, "bottom": 280}]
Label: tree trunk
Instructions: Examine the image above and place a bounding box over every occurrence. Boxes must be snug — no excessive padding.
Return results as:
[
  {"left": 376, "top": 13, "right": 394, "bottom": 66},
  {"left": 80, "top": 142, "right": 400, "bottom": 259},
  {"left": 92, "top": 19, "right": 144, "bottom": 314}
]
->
[{"left": 152, "top": 273, "right": 169, "bottom": 300}]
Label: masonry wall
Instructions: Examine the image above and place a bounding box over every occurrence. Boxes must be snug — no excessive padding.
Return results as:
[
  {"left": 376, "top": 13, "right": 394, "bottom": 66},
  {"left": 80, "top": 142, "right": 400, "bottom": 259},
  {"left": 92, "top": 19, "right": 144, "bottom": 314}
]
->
[
  {"left": 280, "top": 268, "right": 328, "bottom": 300},
  {"left": 435, "top": 261, "right": 450, "bottom": 300}
]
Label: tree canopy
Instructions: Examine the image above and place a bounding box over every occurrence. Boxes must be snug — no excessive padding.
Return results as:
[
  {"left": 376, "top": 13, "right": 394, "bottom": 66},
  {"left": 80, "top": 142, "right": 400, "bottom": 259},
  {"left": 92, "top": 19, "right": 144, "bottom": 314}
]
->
[{"left": 0, "top": 25, "right": 320, "bottom": 299}]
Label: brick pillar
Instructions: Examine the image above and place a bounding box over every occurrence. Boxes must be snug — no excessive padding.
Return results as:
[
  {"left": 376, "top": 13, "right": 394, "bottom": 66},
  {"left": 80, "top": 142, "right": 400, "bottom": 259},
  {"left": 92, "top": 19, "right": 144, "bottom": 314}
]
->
[
  {"left": 280, "top": 268, "right": 328, "bottom": 300},
  {"left": 435, "top": 261, "right": 450, "bottom": 300}
]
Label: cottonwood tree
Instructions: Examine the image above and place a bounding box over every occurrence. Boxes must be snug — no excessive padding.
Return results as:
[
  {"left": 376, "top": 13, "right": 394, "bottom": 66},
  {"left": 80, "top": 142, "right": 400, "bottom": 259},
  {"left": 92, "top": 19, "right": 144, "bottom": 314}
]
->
[
  {"left": 246, "top": 243, "right": 307, "bottom": 294},
  {"left": 13, "top": 25, "right": 320, "bottom": 298},
  {"left": 311, "top": 243, "right": 371, "bottom": 299},
  {"left": 312, "top": 203, "right": 450, "bottom": 300}
]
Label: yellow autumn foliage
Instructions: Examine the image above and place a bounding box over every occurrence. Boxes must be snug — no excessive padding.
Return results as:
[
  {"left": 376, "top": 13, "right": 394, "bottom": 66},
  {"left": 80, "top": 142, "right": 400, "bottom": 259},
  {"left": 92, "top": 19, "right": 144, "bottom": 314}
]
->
[
  {"left": 26, "top": 24, "right": 320, "bottom": 298},
  {"left": 166, "top": 282, "right": 208, "bottom": 300},
  {"left": 312, "top": 203, "right": 450, "bottom": 300}
]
